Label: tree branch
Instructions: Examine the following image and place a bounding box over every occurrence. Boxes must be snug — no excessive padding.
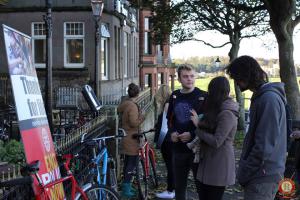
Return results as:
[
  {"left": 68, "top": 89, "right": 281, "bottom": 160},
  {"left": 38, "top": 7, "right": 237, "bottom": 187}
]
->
[
  {"left": 293, "top": 15, "right": 300, "bottom": 29},
  {"left": 191, "top": 38, "right": 231, "bottom": 48},
  {"left": 223, "top": 0, "right": 266, "bottom": 12}
]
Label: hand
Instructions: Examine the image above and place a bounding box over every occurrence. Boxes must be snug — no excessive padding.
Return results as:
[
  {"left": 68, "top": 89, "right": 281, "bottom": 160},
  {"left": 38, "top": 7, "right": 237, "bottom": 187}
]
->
[
  {"left": 190, "top": 109, "right": 199, "bottom": 128},
  {"left": 178, "top": 132, "right": 191, "bottom": 143},
  {"left": 171, "top": 132, "right": 179, "bottom": 142},
  {"left": 290, "top": 131, "right": 300, "bottom": 139}
]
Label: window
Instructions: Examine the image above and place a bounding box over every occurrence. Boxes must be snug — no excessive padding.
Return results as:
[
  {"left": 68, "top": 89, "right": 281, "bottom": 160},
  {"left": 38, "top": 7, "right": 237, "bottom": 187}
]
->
[
  {"left": 64, "top": 22, "right": 84, "bottom": 68},
  {"left": 114, "top": 26, "right": 119, "bottom": 79},
  {"left": 124, "top": 32, "right": 128, "bottom": 78},
  {"left": 101, "top": 37, "right": 108, "bottom": 80},
  {"left": 32, "top": 22, "right": 46, "bottom": 68},
  {"left": 144, "top": 17, "right": 152, "bottom": 54}
]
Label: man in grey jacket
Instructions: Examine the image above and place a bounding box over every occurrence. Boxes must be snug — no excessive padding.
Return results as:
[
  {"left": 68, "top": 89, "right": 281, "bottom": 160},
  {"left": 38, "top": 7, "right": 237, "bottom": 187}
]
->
[{"left": 226, "top": 55, "right": 287, "bottom": 200}]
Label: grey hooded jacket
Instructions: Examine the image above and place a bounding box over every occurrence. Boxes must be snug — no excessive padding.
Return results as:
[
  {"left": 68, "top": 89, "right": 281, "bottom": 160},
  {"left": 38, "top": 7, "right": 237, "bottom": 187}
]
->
[{"left": 237, "top": 82, "right": 287, "bottom": 186}]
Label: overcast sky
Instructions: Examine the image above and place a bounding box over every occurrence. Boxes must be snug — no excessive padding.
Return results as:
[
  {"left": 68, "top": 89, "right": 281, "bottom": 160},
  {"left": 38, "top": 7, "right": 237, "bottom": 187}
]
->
[{"left": 170, "top": 25, "right": 300, "bottom": 64}]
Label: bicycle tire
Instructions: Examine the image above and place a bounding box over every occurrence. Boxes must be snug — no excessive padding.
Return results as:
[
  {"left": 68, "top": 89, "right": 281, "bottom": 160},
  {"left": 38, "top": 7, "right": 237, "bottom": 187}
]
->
[
  {"left": 149, "top": 153, "right": 158, "bottom": 188},
  {"left": 136, "top": 157, "right": 148, "bottom": 200},
  {"left": 77, "top": 184, "right": 120, "bottom": 200}
]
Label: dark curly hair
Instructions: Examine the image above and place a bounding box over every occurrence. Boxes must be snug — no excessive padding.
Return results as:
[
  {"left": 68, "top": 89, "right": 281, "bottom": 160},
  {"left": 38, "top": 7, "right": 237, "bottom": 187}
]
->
[
  {"left": 128, "top": 83, "right": 140, "bottom": 98},
  {"left": 226, "top": 55, "right": 268, "bottom": 90}
]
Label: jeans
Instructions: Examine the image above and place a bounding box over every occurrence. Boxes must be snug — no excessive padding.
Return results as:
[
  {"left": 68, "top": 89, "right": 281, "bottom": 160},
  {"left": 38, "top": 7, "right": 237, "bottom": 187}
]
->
[
  {"left": 161, "top": 140, "right": 174, "bottom": 192},
  {"left": 244, "top": 182, "right": 279, "bottom": 200},
  {"left": 123, "top": 155, "right": 138, "bottom": 183},
  {"left": 173, "top": 152, "right": 201, "bottom": 200},
  {"left": 198, "top": 182, "right": 225, "bottom": 200}
]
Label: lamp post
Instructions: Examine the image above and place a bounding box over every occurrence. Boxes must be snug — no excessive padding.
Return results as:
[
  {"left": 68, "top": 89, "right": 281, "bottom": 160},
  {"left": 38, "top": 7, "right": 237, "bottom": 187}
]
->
[
  {"left": 215, "top": 57, "right": 221, "bottom": 75},
  {"left": 91, "top": 0, "right": 104, "bottom": 97},
  {"left": 44, "top": 0, "right": 53, "bottom": 131}
]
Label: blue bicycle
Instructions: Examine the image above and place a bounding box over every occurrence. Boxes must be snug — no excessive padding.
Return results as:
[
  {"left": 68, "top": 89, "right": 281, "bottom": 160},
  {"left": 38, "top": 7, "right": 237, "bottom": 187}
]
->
[{"left": 80, "top": 129, "right": 126, "bottom": 194}]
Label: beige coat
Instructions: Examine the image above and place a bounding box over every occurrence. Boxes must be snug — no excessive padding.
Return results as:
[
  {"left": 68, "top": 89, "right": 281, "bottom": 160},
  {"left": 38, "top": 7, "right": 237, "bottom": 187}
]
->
[
  {"left": 117, "top": 98, "right": 145, "bottom": 155},
  {"left": 195, "top": 98, "right": 239, "bottom": 186}
]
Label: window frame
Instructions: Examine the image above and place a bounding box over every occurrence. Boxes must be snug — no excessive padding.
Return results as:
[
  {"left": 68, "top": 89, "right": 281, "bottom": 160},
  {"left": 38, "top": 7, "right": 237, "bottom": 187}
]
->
[
  {"left": 101, "top": 37, "right": 109, "bottom": 80},
  {"left": 31, "top": 22, "right": 46, "bottom": 68},
  {"left": 63, "top": 22, "right": 85, "bottom": 68}
]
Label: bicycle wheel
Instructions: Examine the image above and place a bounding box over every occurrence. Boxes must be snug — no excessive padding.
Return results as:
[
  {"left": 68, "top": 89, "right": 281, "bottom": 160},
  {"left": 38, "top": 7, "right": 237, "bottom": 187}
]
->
[
  {"left": 135, "top": 157, "right": 148, "bottom": 200},
  {"left": 78, "top": 184, "right": 120, "bottom": 200},
  {"left": 149, "top": 153, "right": 158, "bottom": 188}
]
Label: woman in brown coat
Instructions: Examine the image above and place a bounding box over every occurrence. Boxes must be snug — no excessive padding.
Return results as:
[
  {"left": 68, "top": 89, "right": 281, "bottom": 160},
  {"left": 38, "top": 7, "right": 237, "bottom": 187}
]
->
[
  {"left": 117, "top": 83, "right": 145, "bottom": 198},
  {"left": 191, "top": 76, "right": 239, "bottom": 200}
]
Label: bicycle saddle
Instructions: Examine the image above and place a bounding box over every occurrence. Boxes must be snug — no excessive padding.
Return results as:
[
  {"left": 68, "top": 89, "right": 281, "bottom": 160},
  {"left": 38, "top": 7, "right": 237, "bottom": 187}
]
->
[{"left": 21, "top": 160, "right": 40, "bottom": 176}]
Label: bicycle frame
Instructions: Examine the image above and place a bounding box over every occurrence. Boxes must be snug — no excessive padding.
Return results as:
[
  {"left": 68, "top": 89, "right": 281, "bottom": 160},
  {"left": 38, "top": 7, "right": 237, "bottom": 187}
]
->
[
  {"left": 92, "top": 141, "right": 109, "bottom": 185},
  {"left": 138, "top": 134, "right": 156, "bottom": 177},
  {"left": 34, "top": 154, "right": 88, "bottom": 200}
]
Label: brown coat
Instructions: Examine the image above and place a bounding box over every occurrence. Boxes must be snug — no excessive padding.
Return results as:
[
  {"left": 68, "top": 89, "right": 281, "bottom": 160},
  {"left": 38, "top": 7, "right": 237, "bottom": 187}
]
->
[
  {"left": 117, "top": 98, "right": 145, "bottom": 155},
  {"left": 195, "top": 98, "right": 239, "bottom": 186}
]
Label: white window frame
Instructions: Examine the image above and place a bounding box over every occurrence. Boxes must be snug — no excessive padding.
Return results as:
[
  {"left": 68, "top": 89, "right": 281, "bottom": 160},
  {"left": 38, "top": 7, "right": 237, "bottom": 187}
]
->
[
  {"left": 101, "top": 37, "right": 109, "bottom": 80},
  {"left": 31, "top": 22, "right": 46, "bottom": 68},
  {"left": 64, "top": 22, "right": 85, "bottom": 68},
  {"left": 124, "top": 32, "right": 128, "bottom": 78}
]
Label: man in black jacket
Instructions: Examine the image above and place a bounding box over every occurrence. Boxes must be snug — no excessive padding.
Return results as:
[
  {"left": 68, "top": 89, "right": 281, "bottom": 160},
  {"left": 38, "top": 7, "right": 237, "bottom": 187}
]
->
[{"left": 167, "top": 65, "right": 206, "bottom": 200}]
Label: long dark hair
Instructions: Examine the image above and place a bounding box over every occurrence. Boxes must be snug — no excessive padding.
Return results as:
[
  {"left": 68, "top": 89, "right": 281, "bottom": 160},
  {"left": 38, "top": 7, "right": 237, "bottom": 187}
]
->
[
  {"left": 226, "top": 55, "right": 268, "bottom": 90},
  {"left": 204, "top": 76, "right": 230, "bottom": 130}
]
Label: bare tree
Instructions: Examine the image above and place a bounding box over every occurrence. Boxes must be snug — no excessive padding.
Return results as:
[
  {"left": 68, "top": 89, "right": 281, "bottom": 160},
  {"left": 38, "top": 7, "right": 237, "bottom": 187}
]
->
[
  {"left": 226, "top": 0, "right": 300, "bottom": 118},
  {"left": 151, "top": 0, "right": 269, "bottom": 130}
]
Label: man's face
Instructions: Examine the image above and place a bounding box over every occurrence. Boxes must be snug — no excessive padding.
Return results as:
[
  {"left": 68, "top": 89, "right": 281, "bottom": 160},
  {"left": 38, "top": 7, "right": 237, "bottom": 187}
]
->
[
  {"left": 236, "top": 80, "right": 248, "bottom": 92},
  {"left": 179, "top": 70, "right": 195, "bottom": 90}
]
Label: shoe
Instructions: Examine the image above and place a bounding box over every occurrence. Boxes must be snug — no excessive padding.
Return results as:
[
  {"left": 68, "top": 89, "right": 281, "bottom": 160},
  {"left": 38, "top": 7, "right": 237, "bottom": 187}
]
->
[
  {"left": 155, "top": 190, "right": 175, "bottom": 199},
  {"left": 121, "top": 183, "right": 136, "bottom": 198},
  {"left": 129, "top": 184, "right": 137, "bottom": 194}
]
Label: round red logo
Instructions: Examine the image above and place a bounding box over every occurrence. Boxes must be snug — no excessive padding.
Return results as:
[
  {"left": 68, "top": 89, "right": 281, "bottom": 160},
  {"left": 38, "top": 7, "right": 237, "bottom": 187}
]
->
[{"left": 277, "top": 178, "right": 296, "bottom": 198}]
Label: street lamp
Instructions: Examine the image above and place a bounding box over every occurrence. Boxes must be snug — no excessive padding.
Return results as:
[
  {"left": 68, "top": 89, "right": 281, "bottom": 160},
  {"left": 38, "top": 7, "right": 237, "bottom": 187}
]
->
[
  {"left": 91, "top": 0, "right": 104, "bottom": 97},
  {"left": 215, "top": 57, "right": 221, "bottom": 68},
  {"left": 44, "top": 0, "right": 53, "bottom": 132}
]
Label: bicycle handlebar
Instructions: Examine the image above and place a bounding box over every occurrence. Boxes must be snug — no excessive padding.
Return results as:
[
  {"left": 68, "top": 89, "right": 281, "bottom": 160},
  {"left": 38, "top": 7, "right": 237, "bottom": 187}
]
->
[
  {"left": 81, "top": 128, "right": 126, "bottom": 144},
  {"left": 132, "top": 128, "right": 155, "bottom": 139},
  {"left": 0, "top": 176, "right": 33, "bottom": 187}
]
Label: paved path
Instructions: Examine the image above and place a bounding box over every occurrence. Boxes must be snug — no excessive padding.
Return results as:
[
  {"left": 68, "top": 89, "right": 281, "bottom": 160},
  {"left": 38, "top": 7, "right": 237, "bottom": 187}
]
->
[{"left": 149, "top": 148, "right": 244, "bottom": 200}]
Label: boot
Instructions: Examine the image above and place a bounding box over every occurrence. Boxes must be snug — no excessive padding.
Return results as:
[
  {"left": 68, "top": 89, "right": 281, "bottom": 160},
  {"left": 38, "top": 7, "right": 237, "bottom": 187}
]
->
[
  {"left": 129, "top": 183, "right": 137, "bottom": 194},
  {"left": 121, "top": 183, "right": 136, "bottom": 198}
]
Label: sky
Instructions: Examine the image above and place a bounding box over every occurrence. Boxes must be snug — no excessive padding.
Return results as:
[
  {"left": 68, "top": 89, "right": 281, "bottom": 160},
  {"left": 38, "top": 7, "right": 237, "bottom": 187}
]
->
[{"left": 170, "top": 25, "right": 300, "bottom": 64}]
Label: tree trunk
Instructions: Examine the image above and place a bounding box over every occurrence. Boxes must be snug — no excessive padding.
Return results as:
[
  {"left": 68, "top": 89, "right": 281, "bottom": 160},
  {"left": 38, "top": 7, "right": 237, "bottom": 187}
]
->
[
  {"left": 228, "top": 35, "right": 245, "bottom": 130},
  {"left": 277, "top": 36, "right": 300, "bottom": 118},
  {"left": 263, "top": 0, "right": 300, "bottom": 119}
]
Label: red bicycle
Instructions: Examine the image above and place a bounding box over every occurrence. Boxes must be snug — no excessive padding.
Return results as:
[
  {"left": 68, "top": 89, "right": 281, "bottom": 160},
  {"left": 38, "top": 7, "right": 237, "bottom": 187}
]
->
[
  {"left": 0, "top": 154, "right": 120, "bottom": 200},
  {"left": 132, "top": 129, "right": 158, "bottom": 200}
]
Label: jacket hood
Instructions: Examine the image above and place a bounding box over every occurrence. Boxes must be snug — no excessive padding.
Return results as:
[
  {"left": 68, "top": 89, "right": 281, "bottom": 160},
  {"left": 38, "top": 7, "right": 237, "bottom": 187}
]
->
[
  {"left": 221, "top": 98, "right": 239, "bottom": 117},
  {"left": 252, "top": 82, "right": 286, "bottom": 104}
]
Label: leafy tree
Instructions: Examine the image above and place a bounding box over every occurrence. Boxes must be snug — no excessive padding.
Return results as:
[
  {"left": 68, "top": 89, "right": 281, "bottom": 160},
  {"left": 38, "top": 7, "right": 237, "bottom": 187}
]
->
[{"left": 151, "top": 0, "right": 269, "bottom": 130}]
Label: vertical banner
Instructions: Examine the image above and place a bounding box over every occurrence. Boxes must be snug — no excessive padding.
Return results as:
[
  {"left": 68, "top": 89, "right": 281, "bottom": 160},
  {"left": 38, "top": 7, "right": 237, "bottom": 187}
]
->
[{"left": 2, "top": 25, "right": 64, "bottom": 199}]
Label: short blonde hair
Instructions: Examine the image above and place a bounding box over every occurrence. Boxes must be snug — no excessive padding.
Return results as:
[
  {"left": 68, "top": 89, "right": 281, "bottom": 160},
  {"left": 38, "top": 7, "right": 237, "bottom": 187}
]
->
[{"left": 177, "top": 64, "right": 194, "bottom": 78}]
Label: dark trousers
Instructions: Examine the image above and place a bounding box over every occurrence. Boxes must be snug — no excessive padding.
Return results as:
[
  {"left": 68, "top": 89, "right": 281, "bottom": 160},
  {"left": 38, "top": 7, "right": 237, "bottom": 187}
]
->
[
  {"left": 173, "top": 152, "right": 201, "bottom": 200},
  {"left": 161, "top": 140, "right": 174, "bottom": 192},
  {"left": 123, "top": 155, "right": 138, "bottom": 183},
  {"left": 198, "top": 182, "right": 225, "bottom": 200}
]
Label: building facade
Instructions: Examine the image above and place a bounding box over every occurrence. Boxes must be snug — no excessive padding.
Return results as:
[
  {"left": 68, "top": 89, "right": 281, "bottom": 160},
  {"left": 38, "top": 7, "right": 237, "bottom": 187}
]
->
[
  {"left": 0, "top": 0, "right": 139, "bottom": 107},
  {"left": 138, "top": 4, "right": 176, "bottom": 94}
]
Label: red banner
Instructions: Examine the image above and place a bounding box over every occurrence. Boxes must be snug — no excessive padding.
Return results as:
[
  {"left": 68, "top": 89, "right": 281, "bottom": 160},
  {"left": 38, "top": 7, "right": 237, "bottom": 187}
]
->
[{"left": 2, "top": 25, "right": 64, "bottom": 199}]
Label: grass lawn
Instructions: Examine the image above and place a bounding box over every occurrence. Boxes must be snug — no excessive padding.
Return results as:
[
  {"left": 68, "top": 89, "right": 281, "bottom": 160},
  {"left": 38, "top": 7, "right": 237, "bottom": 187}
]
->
[{"left": 173, "top": 76, "right": 300, "bottom": 109}]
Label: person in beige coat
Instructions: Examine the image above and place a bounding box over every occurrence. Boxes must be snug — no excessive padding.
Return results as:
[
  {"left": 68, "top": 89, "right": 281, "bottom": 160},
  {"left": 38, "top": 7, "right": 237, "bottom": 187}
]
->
[
  {"left": 117, "top": 83, "right": 145, "bottom": 198},
  {"left": 191, "top": 76, "right": 239, "bottom": 200}
]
